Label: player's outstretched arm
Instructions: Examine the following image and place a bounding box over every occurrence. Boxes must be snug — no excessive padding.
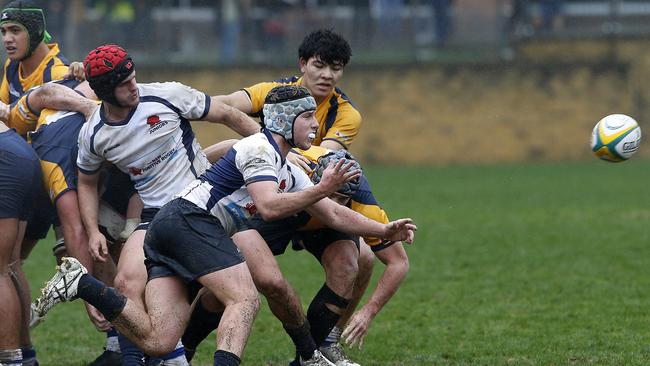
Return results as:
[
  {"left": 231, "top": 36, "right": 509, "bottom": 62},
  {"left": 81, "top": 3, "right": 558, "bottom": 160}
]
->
[
  {"left": 343, "top": 242, "right": 410, "bottom": 349},
  {"left": 308, "top": 199, "right": 417, "bottom": 243},
  {"left": 27, "top": 82, "right": 97, "bottom": 119},
  {"left": 205, "top": 96, "right": 260, "bottom": 137}
]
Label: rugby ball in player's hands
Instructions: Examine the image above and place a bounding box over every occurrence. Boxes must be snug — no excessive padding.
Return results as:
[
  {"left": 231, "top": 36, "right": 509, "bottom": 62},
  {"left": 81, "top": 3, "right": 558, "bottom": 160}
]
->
[{"left": 590, "top": 114, "right": 641, "bottom": 162}]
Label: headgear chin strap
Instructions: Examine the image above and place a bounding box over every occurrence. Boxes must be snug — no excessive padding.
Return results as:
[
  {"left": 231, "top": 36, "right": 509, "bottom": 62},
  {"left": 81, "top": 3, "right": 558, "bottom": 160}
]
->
[
  {"left": 0, "top": 0, "right": 49, "bottom": 60},
  {"left": 262, "top": 85, "right": 316, "bottom": 147},
  {"left": 84, "top": 44, "right": 135, "bottom": 107}
]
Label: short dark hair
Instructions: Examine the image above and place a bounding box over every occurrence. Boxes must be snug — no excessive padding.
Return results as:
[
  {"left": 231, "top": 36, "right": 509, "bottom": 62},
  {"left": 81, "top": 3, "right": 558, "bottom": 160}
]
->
[
  {"left": 298, "top": 29, "right": 351, "bottom": 66},
  {"left": 265, "top": 85, "right": 312, "bottom": 105}
]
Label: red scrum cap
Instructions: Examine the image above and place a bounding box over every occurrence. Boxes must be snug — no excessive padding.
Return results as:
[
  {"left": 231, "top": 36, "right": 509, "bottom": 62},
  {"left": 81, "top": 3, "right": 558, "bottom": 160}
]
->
[{"left": 84, "top": 44, "right": 135, "bottom": 106}]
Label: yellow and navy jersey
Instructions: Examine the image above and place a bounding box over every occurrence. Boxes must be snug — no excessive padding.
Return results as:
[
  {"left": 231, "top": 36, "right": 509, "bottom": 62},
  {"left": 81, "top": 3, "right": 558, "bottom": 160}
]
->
[
  {"left": 7, "top": 79, "right": 79, "bottom": 137},
  {"left": 243, "top": 76, "right": 362, "bottom": 148},
  {"left": 1, "top": 43, "right": 70, "bottom": 105},
  {"left": 30, "top": 108, "right": 87, "bottom": 203},
  {"left": 8, "top": 79, "right": 88, "bottom": 203},
  {"left": 296, "top": 146, "right": 392, "bottom": 251}
]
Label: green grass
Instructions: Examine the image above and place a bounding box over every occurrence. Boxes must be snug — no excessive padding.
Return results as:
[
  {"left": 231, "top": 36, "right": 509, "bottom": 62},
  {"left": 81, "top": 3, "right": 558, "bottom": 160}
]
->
[{"left": 25, "top": 159, "right": 650, "bottom": 365}]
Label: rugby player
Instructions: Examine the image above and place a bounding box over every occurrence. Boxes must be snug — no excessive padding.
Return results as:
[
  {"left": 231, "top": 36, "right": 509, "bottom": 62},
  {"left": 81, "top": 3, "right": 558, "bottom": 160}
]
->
[
  {"left": 0, "top": 0, "right": 86, "bottom": 269},
  {"left": 213, "top": 29, "right": 360, "bottom": 166},
  {"left": 300, "top": 148, "right": 411, "bottom": 355},
  {"left": 0, "top": 0, "right": 70, "bottom": 135},
  {"left": 31, "top": 44, "right": 260, "bottom": 366},
  {"left": 204, "top": 30, "right": 377, "bottom": 364},
  {"left": 3, "top": 79, "right": 138, "bottom": 365},
  {"left": 0, "top": 121, "right": 41, "bottom": 366}
]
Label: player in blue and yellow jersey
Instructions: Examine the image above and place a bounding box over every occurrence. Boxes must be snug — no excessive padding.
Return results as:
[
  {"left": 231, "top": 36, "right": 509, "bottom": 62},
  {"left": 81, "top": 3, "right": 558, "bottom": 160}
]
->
[
  {"left": 5, "top": 80, "right": 141, "bottom": 366},
  {"left": 214, "top": 29, "right": 360, "bottom": 165},
  {"left": 0, "top": 121, "right": 42, "bottom": 366},
  {"left": 8, "top": 79, "right": 98, "bottom": 269},
  {"left": 0, "top": 1, "right": 71, "bottom": 136},
  {"left": 299, "top": 148, "right": 411, "bottom": 361}
]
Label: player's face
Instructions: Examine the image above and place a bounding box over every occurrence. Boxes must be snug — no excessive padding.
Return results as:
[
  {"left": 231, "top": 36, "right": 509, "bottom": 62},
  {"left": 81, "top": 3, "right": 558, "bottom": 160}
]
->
[
  {"left": 1, "top": 23, "right": 29, "bottom": 60},
  {"left": 113, "top": 72, "right": 139, "bottom": 108},
  {"left": 299, "top": 56, "right": 344, "bottom": 102},
  {"left": 293, "top": 110, "right": 318, "bottom": 150}
]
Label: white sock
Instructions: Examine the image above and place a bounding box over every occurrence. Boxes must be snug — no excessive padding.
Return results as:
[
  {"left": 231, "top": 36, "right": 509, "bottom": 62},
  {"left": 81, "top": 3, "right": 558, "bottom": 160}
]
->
[
  {"left": 160, "top": 340, "right": 189, "bottom": 366},
  {"left": 0, "top": 349, "right": 23, "bottom": 365},
  {"left": 106, "top": 327, "right": 121, "bottom": 353},
  {"left": 323, "top": 325, "right": 343, "bottom": 346}
]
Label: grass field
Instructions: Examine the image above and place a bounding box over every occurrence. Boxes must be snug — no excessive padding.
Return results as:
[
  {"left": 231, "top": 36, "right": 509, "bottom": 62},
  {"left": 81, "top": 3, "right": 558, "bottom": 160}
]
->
[{"left": 25, "top": 159, "right": 650, "bottom": 365}]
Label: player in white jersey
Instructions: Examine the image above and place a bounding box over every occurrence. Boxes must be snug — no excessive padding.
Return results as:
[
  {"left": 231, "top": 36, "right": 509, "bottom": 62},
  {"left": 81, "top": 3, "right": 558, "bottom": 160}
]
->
[
  {"left": 34, "top": 44, "right": 260, "bottom": 366},
  {"left": 34, "top": 85, "right": 416, "bottom": 366}
]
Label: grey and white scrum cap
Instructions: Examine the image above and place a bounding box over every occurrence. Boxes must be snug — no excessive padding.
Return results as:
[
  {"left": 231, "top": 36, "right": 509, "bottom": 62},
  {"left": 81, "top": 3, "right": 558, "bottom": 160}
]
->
[
  {"left": 263, "top": 85, "right": 316, "bottom": 146},
  {"left": 311, "top": 149, "right": 362, "bottom": 196}
]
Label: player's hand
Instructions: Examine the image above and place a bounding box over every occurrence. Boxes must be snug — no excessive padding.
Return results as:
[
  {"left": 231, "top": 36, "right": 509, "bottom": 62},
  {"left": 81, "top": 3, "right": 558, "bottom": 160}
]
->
[
  {"left": 85, "top": 302, "right": 111, "bottom": 331},
  {"left": 287, "top": 152, "right": 312, "bottom": 173},
  {"left": 0, "top": 101, "right": 9, "bottom": 122},
  {"left": 88, "top": 231, "right": 109, "bottom": 262},
  {"left": 383, "top": 218, "right": 417, "bottom": 244},
  {"left": 319, "top": 159, "right": 361, "bottom": 194},
  {"left": 64, "top": 61, "right": 86, "bottom": 81},
  {"left": 342, "top": 307, "right": 375, "bottom": 349}
]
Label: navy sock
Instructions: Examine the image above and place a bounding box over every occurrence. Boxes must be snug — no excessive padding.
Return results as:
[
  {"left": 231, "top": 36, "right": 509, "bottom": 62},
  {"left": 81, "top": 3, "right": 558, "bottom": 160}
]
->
[
  {"left": 118, "top": 332, "right": 145, "bottom": 366},
  {"left": 77, "top": 274, "right": 127, "bottom": 321},
  {"left": 284, "top": 320, "right": 317, "bottom": 360},
  {"left": 213, "top": 350, "right": 240, "bottom": 366},
  {"left": 21, "top": 346, "right": 37, "bottom": 366},
  {"left": 307, "top": 284, "right": 350, "bottom": 346}
]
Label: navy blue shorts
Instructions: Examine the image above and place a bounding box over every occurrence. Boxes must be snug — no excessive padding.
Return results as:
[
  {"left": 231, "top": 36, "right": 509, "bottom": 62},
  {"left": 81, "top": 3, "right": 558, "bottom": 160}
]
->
[
  {"left": 144, "top": 198, "right": 245, "bottom": 286},
  {"left": 100, "top": 165, "right": 137, "bottom": 216},
  {"left": 0, "top": 130, "right": 42, "bottom": 221},
  {"left": 293, "top": 229, "right": 360, "bottom": 262},
  {"left": 251, "top": 211, "right": 311, "bottom": 255},
  {"left": 24, "top": 190, "right": 57, "bottom": 240}
]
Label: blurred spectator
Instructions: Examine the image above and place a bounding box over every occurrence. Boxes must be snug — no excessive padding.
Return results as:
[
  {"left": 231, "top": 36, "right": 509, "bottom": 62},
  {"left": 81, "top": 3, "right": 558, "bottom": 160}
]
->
[
  {"left": 370, "top": 0, "right": 403, "bottom": 46},
  {"left": 432, "top": 0, "right": 453, "bottom": 48},
  {"left": 505, "top": 0, "right": 533, "bottom": 39},
  {"left": 217, "top": 0, "right": 247, "bottom": 64},
  {"left": 89, "top": 0, "right": 135, "bottom": 45},
  {"left": 132, "top": 0, "right": 150, "bottom": 49},
  {"left": 46, "top": 0, "right": 66, "bottom": 40},
  {"left": 536, "top": 0, "right": 564, "bottom": 32},
  {"left": 502, "top": 0, "right": 533, "bottom": 60},
  {"left": 258, "top": 1, "right": 292, "bottom": 57}
]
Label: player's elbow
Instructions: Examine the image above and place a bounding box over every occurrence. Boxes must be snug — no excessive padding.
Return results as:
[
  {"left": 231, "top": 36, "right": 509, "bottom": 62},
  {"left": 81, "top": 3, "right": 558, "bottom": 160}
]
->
[{"left": 256, "top": 205, "right": 280, "bottom": 221}]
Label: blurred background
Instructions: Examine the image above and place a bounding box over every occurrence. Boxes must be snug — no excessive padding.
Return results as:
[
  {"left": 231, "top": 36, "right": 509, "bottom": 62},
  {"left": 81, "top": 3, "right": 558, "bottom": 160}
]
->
[{"left": 2, "top": 0, "right": 649, "bottom": 164}]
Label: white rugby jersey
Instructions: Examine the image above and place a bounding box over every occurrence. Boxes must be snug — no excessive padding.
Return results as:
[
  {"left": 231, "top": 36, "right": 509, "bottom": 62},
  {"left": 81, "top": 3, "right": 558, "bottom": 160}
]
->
[
  {"left": 179, "top": 129, "right": 313, "bottom": 236},
  {"left": 77, "top": 82, "right": 211, "bottom": 208}
]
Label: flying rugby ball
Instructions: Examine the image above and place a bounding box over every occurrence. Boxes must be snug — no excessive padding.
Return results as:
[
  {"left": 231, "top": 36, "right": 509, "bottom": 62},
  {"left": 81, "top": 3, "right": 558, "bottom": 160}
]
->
[{"left": 590, "top": 114, "right": 641, "bottom": 162}]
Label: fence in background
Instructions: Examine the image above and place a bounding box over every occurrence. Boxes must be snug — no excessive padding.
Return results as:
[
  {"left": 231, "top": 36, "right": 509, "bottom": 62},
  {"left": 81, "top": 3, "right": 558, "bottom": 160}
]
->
[{"left": 2, "top": 1, "right": 650, "bottom": 65}]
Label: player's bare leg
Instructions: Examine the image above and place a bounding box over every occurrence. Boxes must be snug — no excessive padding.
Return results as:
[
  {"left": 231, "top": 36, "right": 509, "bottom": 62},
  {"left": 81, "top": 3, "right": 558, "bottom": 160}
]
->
[
  {"left": 0, "top": 218, "right": 24, "bottom": 349},
  {"left": 321, "top": 241, "right": 373, "bottom": 366},
  {"left": 233, "top": 230, "right": 332, "bottom": 364}
]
